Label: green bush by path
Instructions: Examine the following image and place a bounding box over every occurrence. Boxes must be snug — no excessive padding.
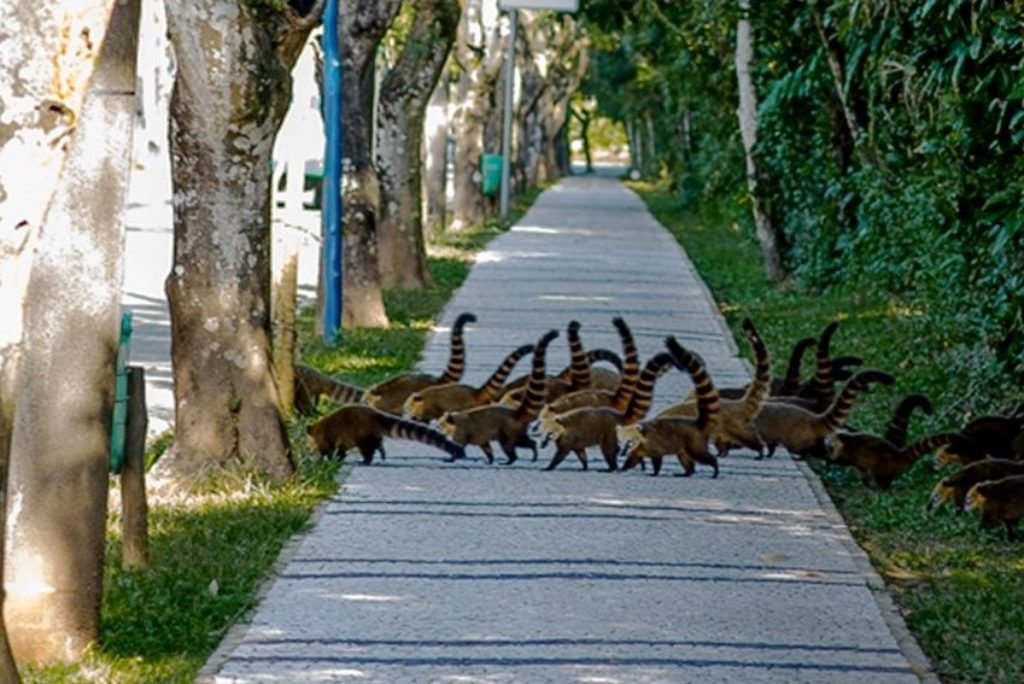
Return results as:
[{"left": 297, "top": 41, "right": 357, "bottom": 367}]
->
[{"left": 633, "top": 180, "right": 1024, "bottom": 684}]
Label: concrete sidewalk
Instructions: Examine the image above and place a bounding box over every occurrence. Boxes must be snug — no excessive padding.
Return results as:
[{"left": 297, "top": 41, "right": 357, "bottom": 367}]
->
[{"left": 203, "top": 176, "right": 930, "bottom": 683}]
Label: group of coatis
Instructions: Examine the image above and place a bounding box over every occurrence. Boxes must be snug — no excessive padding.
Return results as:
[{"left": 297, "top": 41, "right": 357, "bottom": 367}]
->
[{"left": 298, "top": 312, "right": 1024, "bottom": 539}]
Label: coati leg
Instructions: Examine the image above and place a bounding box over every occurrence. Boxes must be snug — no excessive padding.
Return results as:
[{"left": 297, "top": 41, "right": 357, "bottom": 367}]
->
[
  {"left": 650, "top": 454, "right": 663, "bottom": 476},
  {"left": 516, "top": 434, "right": 538, "bottom": 461},
  {"left": 575, "top": 449, "right": 589, "bottom": 471},
  {"left": 358, "top": 437, "right": 382, "bottom": 465},
  {"left": 676, "top": 452, "right": 696, "bottom": 477},
  {"left": 480, "top": 443, "right": 495, "bottom": 464},
  {"left": 601, "top": 434, "right": 618, "bottom": 472},
  {"left": 378, "top": 444, "right": 387, "bottom": 461},
  {"left": 694, "top": 449, "right": 719, "bottom": 478},
  {"left": 500, "top": 440, "right": 518, "bottom": 465},
  {"left": 545, "top": 446, "right": 572, "bottom": 471}
]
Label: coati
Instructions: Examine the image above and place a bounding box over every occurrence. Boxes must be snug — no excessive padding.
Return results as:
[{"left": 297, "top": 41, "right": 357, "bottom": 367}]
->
[
  {"left": 927, "top": 459, "right": 1024, "bottom": 514},
  {"left": 496, "top": 348, "right": 623, "bottom": 407},
  {"left": 537, "top": 317, "right": 640, "bottom": 421},
  {"left": 293, "top": 364, "right": 365, "bottom": 414},
  {"left": 307, "top": 405, "right": 465, "bottom": 464},
  {"left": 828, "top": 431, "right": 972, "bottom": 490},
  {"left": 753, "top": 369, "right": 894, "bottom": 460},
  {"left": 437, "top": 330, "right": 558, "bottom": 464},
  {"left": 403, "top": 343, "right": 534, "bottom": 422},
  {"left": 959, "top": 413, "right": 1024, "bottom": 460},
  {"left": 655, "top": 317, "right": 771, "bottom": 458},
  {"left": 965, "top": 475, "right": 1024, "bottom": 540},
  {"left": 540, "top": 351, "right": 681, "bottom": 472},
  {"left": 363, "top": 312, "right": 476, "bottom": 414},
  {"left": 884, "top": 393, "right": 933, "bottom": 448},
  {"left": 619, "top": 337, "right": 721, "bottom": 477}
]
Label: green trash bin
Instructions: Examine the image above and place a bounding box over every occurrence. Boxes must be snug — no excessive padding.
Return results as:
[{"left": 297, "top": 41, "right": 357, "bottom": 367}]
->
[{"left": 481, "top": 153, "right": 502, "bottom": 197}]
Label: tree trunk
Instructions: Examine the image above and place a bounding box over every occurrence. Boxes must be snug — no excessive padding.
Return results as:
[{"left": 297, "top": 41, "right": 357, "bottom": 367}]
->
[
  {"left": 812, "top": 8, "right": 871, "bottom": 167},
  {"left": 335, "top": 1, "right": 400, "bottom": 326},
  {"left": 735, "top": 0, "right": 785, "bottom": 282},
  {"left": 159, "top": 2, "right": 321, "bottom": 484},
  {"left": 423, "top": 78, "right": 450, "bottom": 235},
  {"left": 1, "top": 0, "right": 139, "bottom": 665},
  {"left": 376, "top": 0, "right": 459, "bottom": 289}
]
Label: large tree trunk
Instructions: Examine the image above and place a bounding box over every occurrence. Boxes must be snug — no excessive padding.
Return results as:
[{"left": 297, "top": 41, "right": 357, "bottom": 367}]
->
[
  {"left": 376, "top": 0, "right": 459, "bottom": 289},
  {"left": 735, "top": 0, "right": 784, "bottom": 282},
  {"left": 1, "top": 0, "right": 139, "bottom": 666},
  {"left": 423, "top": 79, "right": 451, "bottom": 235},
  {"left": 330, "top": 2, "right": 400, "bottom": 327},
  {"left": 159, "top": 2, "right": 321, "bottom": 484},
  {"left": 449, "top": 0, "right": 506, "bottom": 230}
]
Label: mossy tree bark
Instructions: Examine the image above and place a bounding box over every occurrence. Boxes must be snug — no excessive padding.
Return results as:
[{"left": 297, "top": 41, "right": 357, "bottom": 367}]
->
[
  {"left": 159, "top": 1, "right": 322, "bottom": 485},
  {"left": 376, "top": 0, "right": 459, "bottom": 289}
]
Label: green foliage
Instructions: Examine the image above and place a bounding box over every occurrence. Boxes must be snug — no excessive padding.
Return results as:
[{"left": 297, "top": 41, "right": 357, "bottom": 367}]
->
[{"left": 634, "top": 180, "right": 1024, "bottom": 683}]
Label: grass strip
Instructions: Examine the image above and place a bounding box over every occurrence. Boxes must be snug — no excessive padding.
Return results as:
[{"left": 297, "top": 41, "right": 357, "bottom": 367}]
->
[
  {"left": 22, "top": 186, "right": 545, "bottom": 684},
  {"left": 631, "top": 180, "right": 1023, "bottom": 684}
]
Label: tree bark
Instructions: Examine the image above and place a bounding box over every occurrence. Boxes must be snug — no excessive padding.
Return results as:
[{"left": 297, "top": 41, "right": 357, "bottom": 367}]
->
[
  {"left": 423, "top": 78, "right": 450, "bottom": 234},
  {"left": 159, "top": 1, "right": 322, "bottom": 484},
  {"left": 334, "top": 0, "right": 400, "bottom": 326},
  {"left": 735, "top": 0, "right": 785, "bottom": 282},
  {"left": 1, "top": 0, "right": 139, "bottom": 665},
  {"left": 812, "top": 8, "right": 871, "bottom": 167},
  {"left": 376, "top": 0, "right": 459, "bottom": 289}
]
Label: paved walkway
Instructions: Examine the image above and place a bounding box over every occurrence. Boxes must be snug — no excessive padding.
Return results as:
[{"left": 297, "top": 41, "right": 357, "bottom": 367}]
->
[{"left": 203, "top": 177, "right": 928, "bottom": 683}]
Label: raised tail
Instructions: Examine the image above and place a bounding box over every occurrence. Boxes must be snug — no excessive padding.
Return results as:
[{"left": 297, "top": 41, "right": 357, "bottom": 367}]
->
[
  {"left": 439, "top": 312, "right": 477, "bottom": 384},
  {"left": 809, "top": 320, "right": 840, "bottom": 408},
  {"left": 610, "top": 317, "right": 640, "bottom": 412},
  {"left": 885, "top": 393, "right": 933, "bottom": 448},
  {"left": 829, "top": 355, "right": 864, "bottom": 383},
  {"left": 294, "top": 364, "right": 365, "bottom": 411},
  {"left": 476, "top": 343, "right": 534, "bottom": 404},
  {"left": 901, "top": 432, "right": 967, "bottom": 465},
  {"left": 515, "top": 330, "right": 559, "bottom": 421},
  {"left": 566, "top": 320, "right": 591, "bottom": 390},
  {"left": 622, "top": 352, "right": 680, "bottom": 424},
  {"left": 740, "top": 318, "right": 772, "bottom": 418},
  {"left": 586, "top": 348, "right": 624, "bottom": 372},
  {"left": 665, "top": 336, "right": 720, "bottom": 432},
  {"left": 381, "top": 411, "right": 466, "bottom": 461},
  {"left": 821, "top": 369, "right": 894, "bottom": 433},
  {"left": 779, "top": 336, "right": 816, "bottom": 395}
]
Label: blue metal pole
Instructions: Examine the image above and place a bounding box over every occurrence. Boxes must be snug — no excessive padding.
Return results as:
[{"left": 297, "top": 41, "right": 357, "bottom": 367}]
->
[{"left": 321, "top": 0, "right": 343, "bottom": 344}]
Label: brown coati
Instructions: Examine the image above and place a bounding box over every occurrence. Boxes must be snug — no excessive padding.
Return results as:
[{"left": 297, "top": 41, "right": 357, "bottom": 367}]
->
[
  {"left": 619, "top": 337, "right": 721, "bottom": 477},
  {"left": 403, "top": 343, "right": 535, "bottom": 423},
  {"left": 828, "top": 431, "right": 972, "bottom": 490},
  {"left": 927, "top": 459, "right": 1024, "bottom": 514},
  {"left": 537, "top": 317, "right": 640, "bottom": 422},
  {"left": 293, "top": 364, "right": 365, "bottom": 414},
  {"left": 753, "top": 369, "right": 894, "bottom": 460},
  {"left": 307, "top": 405, "right": 465, "bottom": 464},
  {"left": 959, "top": 413, "right": 1024, "bottom": 460},
  {"left": 656, "top": 318, "right": 771, "bottom": 458},
  {"left": 496, "top": 348, "right": 623, "bottom": 407},
  {"left": 437, "top": 330, "right": 558, "bottom": 464},
  {"left": 884, "top": 393, "right": 933, "bottom": 448},
  {"left": 965, "top": 475, "right": 1024, "bottom": 540},
  {"left": 540, "top": 351, "right": 681, "bottom": 472},
  {"left": 363, "top": 312, "right": 476, "bottom": 413}
]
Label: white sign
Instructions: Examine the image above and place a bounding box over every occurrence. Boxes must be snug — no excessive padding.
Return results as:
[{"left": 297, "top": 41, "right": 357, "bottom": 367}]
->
[{"left": 499, "top": 0, "right": 578, "bottom": 11}]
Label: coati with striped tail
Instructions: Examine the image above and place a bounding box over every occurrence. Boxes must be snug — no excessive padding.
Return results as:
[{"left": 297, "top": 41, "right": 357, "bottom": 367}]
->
[
  {"left": 828, "top": 431, "right": 972, "bottom": 490},
  {"left": 541, "top": 351, "right": 681, "bottom": 472},
  {"left": 437, "top": 330, "right": 558, "bottom": 464},
  {"left": 538, "top": 317, "right": 640, "bottom": 421},
  {"left": 619, "top": 337, "right": 721, "bottom": 477},
  {"left": 965, "top": 475, "right": 1024, "bottom": 540},
  {"left": 307, "top": 405, "right": 465, "bottom": 464},
  {"left": 403, "top": 343, "right": 534, "bottom": 423},
  {"left": 960, "top": 412, "right": 1024, "bottom": 460},
  {"left": 717, "top": 335, "right": 813, "bottom": 401},
  {"left": 927, "top": 459, "right": 1024, "bottom": 514},
  {"left": 565, "top": 320, "right": 592, "bottom": 390},
  {"left": 294, "top": 364, "right": 365, "bottom": 414},
  {"left": 363, "top": 312, "right": 476, "bottom": 414},
  {"left": 753, "top": 369, "right": 894, "bottom": 460},
  {"left": 656, "top": 318, "right": 771, "bottom": 458},
  {"left": 496, "top": 348, "right": 623, "bottom": 408},
  {"left": 884, "top": 394, "right": 933, "bottom": 447}
]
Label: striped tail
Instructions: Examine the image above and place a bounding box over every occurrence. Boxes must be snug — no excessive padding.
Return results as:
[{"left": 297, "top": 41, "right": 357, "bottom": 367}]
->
[
  {"left": 610, "top": 317, "right": 640, "bottom": 412},
  {"left": 439, "top": 312, "right": 477, "bottom": 384},
  {"left": 885, "top": 393, "right": 933, "bottom": 448},
  {"left": 476, "top": 343, "right": 534, "bottom": 404},
  {"left": 779, "top": 336, "right": 816, "bottom": 395},
  {"left": 665, "top": 336, "right": 720, "bottom": 432},
  {"left": 586, "top": 348, "right": 624, "bottom": 372},
  {"left": 810, "top": 320, "right": 839, "bottom": 408},
  {"left": 622, "top": 352, "right": 681, "bottom": 424},
  {"left": 821, "top": 369, "right": 894, "bottom": 433},
  {"left": 740, "top": 318, "right": 771, "bottom": 417},
  {"left": 566, "top": 320, "right": 591, "bottom": 390},
  {"left": 829, "top": 355, "right": 863, "bottom": 383},
  {"left": 381, "top": 411, "right": 466, "bottom": 461},
  {"left": 515, "top": 330, "right": 559, "bottom": 421},
  {"left": 901, "top": 432, "right": 964, "bottom": 464},
  {"left": 294, "top": 364, "right": 365, "bottom": 409}
]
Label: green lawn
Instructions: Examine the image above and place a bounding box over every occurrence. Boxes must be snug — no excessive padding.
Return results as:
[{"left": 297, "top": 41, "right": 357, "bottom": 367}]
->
[{"left": 632, "top": 180, "right": 1024, "bottom": 684}]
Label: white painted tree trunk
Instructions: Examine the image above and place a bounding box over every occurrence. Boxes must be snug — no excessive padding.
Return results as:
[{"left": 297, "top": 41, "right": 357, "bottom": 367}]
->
[
  {"left": 423, "top": 79, "right": 450, "bottom": 234},
  {"left": 735, "top": 0, "right": 784, "bottom": 282}
]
